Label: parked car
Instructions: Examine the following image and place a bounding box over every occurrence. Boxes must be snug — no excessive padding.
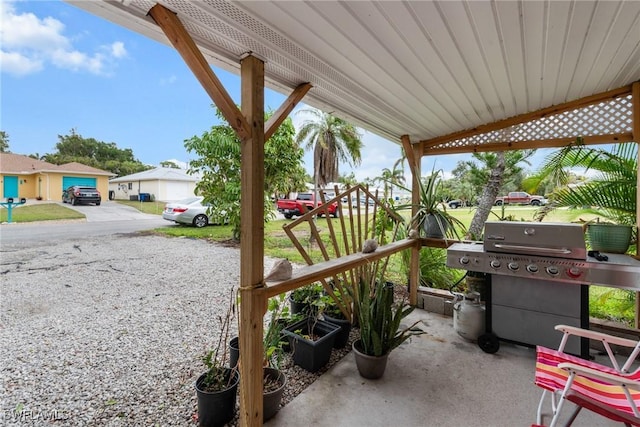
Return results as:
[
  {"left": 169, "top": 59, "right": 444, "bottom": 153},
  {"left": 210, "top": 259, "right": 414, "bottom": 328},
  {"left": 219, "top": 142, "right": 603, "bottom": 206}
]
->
[
  {"left": 276, "top": 192, "right": 339, "bottom": 219},
  {"left": 162, "top": 197, "right": 224, "bottom": 228},
  {"left": 495, "top": 191, "right": 546, "bottom": 206},
  {"left": 448, "top": 200, "right": 463, "bottom": 209},
  {"left": 62, "top": 186, "right": 101, "bottom": 206}
]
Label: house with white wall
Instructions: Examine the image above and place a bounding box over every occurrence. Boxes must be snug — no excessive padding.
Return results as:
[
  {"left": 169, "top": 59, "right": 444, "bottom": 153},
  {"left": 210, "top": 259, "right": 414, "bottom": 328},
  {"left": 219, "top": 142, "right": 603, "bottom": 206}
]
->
[{"left": 108, "top": 167, "right": 200, "bottom": 202}]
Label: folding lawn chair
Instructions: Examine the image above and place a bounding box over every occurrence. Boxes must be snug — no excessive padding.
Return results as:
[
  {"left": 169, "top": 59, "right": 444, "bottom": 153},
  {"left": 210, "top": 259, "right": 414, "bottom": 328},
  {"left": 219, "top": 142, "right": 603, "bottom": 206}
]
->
[{"left": 534, "top": 325, "right": 640, "bottom": 427}]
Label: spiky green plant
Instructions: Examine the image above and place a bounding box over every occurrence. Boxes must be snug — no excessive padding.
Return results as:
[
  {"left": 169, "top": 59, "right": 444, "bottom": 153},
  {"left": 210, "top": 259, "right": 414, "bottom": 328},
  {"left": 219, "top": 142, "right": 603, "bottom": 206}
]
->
[
  {"left": 394, "top": 167, "right": 466, "bottom": 239},
  {"left": 353, "top": 275, "right": 425, "bottom": 357}
]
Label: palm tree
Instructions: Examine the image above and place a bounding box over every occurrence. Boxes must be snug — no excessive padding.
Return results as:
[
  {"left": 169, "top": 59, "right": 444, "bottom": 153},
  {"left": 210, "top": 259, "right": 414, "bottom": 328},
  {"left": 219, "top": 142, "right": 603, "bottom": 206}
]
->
[
  {"left": 374, "top": 168, "right": 393, "bottom": 200},
  {"left": 466, "top": 150, "right": 536, "bottom": 239},
  {"left": 296, "top": 109, "right": 363, "bottom": 205},
  {"left": 375, "top": 165, "right": 405, "bottom": 201},
  {"left": 389, "top": 151, "right": 407, "bottom": 200},
  {"left": 524, "top": 142, "right": 636, "bottom": 226},
  {"left": 338, "top": 172, "right": 359, "bottom": 188}
]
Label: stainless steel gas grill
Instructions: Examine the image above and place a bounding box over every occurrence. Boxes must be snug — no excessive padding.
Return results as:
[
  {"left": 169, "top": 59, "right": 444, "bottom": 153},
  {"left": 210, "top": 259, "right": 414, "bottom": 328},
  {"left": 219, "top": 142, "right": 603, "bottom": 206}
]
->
[{"left": 446, "top": 222, "right": 640, "bottom": 356}]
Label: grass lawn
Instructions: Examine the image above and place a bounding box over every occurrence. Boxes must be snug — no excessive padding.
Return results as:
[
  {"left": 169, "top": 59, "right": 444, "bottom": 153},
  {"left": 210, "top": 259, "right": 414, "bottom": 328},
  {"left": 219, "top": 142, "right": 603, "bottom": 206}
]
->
[
  {"left": 116, "top": 200, "right": 166, "bottom": 215},
  {"left": 0, "top": 203, "right": 84, "bottom": 223}
]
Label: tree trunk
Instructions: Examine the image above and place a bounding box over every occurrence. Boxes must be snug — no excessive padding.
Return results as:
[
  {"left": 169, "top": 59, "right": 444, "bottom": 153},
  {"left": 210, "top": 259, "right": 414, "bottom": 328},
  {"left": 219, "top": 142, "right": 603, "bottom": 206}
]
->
[{"left": 467, "top": 152, "right": 506, "bottom": 240}]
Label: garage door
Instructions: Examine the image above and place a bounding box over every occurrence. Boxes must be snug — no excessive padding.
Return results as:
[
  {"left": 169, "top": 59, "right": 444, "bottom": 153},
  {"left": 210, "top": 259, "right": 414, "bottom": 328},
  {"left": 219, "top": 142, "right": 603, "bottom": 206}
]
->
[
  {"left": 165, "top": 181, "right": 191, "bottom": 201},
  {"left": 62, "top": 176, "right": 96, "bottom": 190}
]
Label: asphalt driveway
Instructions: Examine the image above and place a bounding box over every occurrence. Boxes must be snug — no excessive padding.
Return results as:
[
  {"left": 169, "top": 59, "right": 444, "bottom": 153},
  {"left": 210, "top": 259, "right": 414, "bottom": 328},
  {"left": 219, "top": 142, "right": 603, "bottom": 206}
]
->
[
  {"left": 59, "top": 200, "right": 160, "bottom": 222},
  {"left": 0, "top": 201, "right": 169, "bottom": 248}
]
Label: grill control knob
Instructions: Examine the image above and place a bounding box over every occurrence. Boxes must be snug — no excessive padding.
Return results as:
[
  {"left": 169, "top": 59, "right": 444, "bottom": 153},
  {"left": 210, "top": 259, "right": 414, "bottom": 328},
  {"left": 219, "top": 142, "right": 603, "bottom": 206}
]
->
[
  {"left": 567, "top": 267, "right": 583, "bottom": 279},
  {"left": 459, "top": 256, "right": 470, "bottom": 265},
  {"left": 490, "top": 259, "right": 501, "bottom": 269},
  {"left": 508, "top": 262, "right": 520, "bottom": 271},
  {"left": 546, "top": 266, "right": 559, "bottom": 276},
  {"left": 526, "top": 264, "right": 539, "bottom": 273}
]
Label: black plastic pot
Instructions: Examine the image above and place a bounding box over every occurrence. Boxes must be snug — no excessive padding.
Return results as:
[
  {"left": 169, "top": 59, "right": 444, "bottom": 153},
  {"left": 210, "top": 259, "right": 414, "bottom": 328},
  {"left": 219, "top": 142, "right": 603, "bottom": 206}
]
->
[
  {"left": 263, "top": 367, "right": 287, "bottom": 421},
  {"left": 223, "top": 340, "right": 286, "bottom": 422},
  {"left": 352, "top": 339, "right": 389, "bottom": 380},
  {"left": 288, "top": 294, "right": 315, "bottom": 315},
  {"left": 229, "top": 337, "right": 240, "bottom": 368},
  {"left": 282, "top": 317, "right": 340, "bottom": 372},
  {"left": 323, "top": 312, "right": 352, "bottom": 349},
  {"left": 195, "top": 369, "right": 239, "bottom": 427}
]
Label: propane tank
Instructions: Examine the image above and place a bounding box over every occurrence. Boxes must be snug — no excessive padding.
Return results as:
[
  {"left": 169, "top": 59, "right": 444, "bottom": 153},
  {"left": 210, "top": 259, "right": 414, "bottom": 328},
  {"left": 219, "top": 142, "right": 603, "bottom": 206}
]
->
[{"left": 453, "top": 291, "right": 485, "bottom": 342}]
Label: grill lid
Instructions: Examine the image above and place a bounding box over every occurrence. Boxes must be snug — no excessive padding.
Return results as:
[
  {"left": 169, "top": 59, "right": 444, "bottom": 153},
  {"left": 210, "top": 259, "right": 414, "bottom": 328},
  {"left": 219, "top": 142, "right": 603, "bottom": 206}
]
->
[{"left": 483, "top": 222, "right": 586, "bottom": 260}]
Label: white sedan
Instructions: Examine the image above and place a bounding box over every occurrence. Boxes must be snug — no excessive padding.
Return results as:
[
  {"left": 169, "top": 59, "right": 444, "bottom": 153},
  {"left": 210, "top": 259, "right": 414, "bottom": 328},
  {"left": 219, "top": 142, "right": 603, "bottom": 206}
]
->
[{"left": 162, "top": 197, "right": 214, "bottom": 228}]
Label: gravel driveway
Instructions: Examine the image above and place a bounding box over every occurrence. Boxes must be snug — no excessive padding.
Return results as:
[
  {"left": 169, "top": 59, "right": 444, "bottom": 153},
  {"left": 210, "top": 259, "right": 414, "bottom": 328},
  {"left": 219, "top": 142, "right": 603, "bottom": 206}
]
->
[{"left": 0, "top": 233, "right": 353, "bottom": 425}]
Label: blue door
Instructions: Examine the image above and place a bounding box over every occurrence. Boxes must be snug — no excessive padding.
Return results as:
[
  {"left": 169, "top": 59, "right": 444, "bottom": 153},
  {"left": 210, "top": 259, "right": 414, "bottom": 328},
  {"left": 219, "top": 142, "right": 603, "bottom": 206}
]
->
[{"left": 3, "top": 176, "right": 19, "bottom": 198}]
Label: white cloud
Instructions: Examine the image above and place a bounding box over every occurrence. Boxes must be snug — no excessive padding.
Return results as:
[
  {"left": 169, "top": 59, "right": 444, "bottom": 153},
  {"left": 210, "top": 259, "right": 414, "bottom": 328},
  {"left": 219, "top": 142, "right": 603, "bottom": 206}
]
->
[
  {"left": 0, "top": 50, "right": 43, "bottom": 75},
  {"left": 160, "top": 75, "right": 178, "bottom": 86},
  {"left": 109, "top": 41, "right": 127, "bottom": 58},
  {"left": 0, "top": 1, "right": 126, "bottom": 77},
  {"left": 162, "top": 159, "right": 188, "bottom": 169}
]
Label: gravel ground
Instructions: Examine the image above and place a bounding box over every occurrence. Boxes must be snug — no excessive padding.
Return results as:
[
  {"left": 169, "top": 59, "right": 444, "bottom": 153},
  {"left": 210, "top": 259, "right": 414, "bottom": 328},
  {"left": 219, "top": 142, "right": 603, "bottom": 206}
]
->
[{"left": 0, "top": 233, "right": 356, "bottom": 426}]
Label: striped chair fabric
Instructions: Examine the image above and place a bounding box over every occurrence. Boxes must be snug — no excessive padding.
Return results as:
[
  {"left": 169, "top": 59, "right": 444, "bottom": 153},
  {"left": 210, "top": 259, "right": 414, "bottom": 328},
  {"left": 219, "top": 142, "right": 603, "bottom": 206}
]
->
[{"left": 535, "top": 345, "right": 640, "bottom": 425}]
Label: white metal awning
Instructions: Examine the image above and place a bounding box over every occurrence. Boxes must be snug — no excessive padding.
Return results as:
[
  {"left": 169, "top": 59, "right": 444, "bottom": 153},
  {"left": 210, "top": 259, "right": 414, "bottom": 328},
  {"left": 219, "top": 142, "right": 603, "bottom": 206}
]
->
[{"left": 67, "top": 1, "right": 640, "bottom": 147}]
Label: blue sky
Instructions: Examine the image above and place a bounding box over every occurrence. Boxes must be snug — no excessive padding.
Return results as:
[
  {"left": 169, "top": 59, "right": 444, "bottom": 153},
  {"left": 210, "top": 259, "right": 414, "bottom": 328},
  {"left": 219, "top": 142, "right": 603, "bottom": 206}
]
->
[{"left": 1, "top": 0, "right": 549, "bottom": 183}]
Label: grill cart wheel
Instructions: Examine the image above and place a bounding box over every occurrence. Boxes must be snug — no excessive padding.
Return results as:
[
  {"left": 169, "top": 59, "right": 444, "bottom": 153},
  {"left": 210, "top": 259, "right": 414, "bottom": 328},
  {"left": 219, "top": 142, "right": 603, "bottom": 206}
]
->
[{"left": 478, "top": 333, "right": 500, "bottom": 354}]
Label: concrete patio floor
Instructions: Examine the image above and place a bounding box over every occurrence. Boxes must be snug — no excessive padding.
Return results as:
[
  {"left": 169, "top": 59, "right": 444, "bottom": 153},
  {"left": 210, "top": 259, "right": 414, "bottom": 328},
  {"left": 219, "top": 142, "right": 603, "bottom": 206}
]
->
[{"left": 266, "top": 308, "right": 622, "bottom": 427}]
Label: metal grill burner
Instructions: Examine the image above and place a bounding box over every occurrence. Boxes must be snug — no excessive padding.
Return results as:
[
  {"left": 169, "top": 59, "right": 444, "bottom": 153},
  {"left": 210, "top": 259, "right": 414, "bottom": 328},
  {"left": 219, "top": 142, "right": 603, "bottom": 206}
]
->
[{"left": 446, "top": 221, "right": 640, "bottom": 356}]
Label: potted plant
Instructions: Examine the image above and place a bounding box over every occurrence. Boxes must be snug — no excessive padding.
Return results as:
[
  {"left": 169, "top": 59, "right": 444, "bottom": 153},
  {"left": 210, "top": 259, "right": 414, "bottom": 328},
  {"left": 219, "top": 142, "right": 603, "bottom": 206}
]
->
[
  {"left": 396, "top": 168, "right": 465, "bottom": 239},
  {"left": 195, "top": 289, "right": 239, "bottom": 427},
  {"left": 527, "top": 141, "right": 637, "bottom": 253},
  {"left": 314, "top": 290, "right": 352, "bottom": 349},
  {"left": 282, "top": 307, "right": 340, "bottom": 373},
  {"left": 351, "top": 270, "right": 425, "bottom": 379},
  {"left": 585, "top": 218, "right": 634, "bottom": 255},
  {"left": 288, "top": 282, "right": 323, "bottom": 315},
  {"left": 228, "top": 294, "right": 289, "bottom": 422}
]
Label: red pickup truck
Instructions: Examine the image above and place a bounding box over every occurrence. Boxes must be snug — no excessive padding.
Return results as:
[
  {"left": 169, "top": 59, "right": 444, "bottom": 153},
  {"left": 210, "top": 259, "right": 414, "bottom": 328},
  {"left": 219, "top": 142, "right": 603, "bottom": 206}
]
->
[
  {"left": 495, "top": 191, "right": 547, "bottom": 206},
  {"left": 277, "top": 192, "right": 339, "bottom": 219}
]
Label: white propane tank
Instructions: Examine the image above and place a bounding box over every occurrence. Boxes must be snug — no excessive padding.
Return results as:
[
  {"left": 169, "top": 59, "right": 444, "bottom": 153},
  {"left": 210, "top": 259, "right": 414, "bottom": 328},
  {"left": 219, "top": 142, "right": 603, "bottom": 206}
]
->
[{"left": 453, "top": 291, "right": 485, "bottom": 342}]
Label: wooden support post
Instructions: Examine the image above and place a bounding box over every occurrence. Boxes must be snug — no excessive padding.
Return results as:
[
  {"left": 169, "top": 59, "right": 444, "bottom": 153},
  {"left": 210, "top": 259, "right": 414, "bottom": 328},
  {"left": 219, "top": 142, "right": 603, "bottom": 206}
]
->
[
  {"left": 147, "top": 6, "right": 268, "bottom": 423},
  {"left": 401, "top": 135, "right": 421, "bottom": 306},
  {"left": 239, "top": 54, "right": 266, "bottom": 427},
  {"left": 632, "top": 82, "right": 640, "bottom": 329}
]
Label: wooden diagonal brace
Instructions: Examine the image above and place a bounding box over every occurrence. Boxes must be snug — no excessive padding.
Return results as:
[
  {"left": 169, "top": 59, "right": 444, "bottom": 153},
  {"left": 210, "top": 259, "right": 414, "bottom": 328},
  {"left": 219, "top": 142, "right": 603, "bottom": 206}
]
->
[
  {"left": 148, "top": 4, "right": 251, "bottom": 140},
  {"left": 401, "top": 134, "right": 419, "bottom": 179},
  {"left": 265, "top": 82, "right": 312, "bottom": 141}
]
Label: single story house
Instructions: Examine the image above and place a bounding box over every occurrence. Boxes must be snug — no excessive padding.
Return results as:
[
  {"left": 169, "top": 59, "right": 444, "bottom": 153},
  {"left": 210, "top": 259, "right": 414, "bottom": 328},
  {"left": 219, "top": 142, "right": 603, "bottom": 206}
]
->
[
  {"left": 108, "top": 167, "right": 200, "bottom": 202},
  {"left": 0, "top": 152, "right": 115, "bottom": 202}
]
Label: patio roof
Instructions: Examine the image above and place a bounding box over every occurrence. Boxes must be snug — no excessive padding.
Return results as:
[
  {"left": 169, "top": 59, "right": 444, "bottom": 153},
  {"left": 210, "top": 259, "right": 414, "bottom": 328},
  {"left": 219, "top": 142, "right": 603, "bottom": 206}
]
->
[
  {"left": 61, "top": 2, "right": 640, "bottom": 426},
  {"left": 67, "top": 0, "right": 640, "bottom": 150}
]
